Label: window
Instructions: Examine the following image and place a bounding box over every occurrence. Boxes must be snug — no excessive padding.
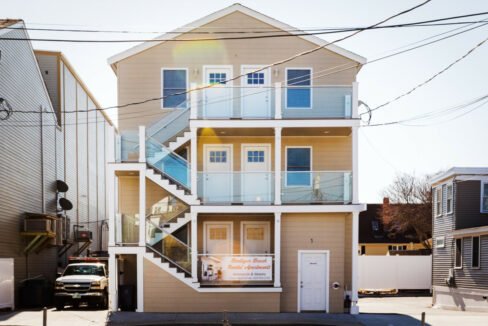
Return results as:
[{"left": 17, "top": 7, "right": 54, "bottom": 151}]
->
[
  {"left": 388, "top": 245, "right": 407, "bottom": 251},
  {"left": 162, "top": 69, "right": 187, "bottom": 108},
  {"left": 286, "top": 147, "right": 311, "bottom": 186},
  {"left": 371, "top": 220, "right": 380, "bottom": 231},
  {"left": 246, "top": 227, "right": 265, "bottom": 240},
  {"left": 482, "top": 182, "right": 488, "bottom": 213},
  {"left": 472, "top": 236, "right": 480, "bottom": 268},
  {"left": 209, "top": 227, "right": 227, "bottom": 240},
  {"left": 455, "top": 238, "right": 463, "bottom": 268},
  {"left": 286, "top": 69, "right": 311, "bottom": 109},
  {"left": 435, "top": 237, "right": 445, "bottom": 248},
  {"left": 447, "top": 184, "right": 453, "bottom": 214},
  {"left": 209, "top": 151, "right": 227, "bottom": 163},
  {"left": 247, "top": 150, "right": 265, "bottom": 163},
  {"left": 209, "top": 72, "right": 227, "bottom": 84},
  {"left": 247, "top": 72, "right": 265, "bottom": 85},
  {"left": 434, "top": 187, "right": 442, "bottom": 217}
]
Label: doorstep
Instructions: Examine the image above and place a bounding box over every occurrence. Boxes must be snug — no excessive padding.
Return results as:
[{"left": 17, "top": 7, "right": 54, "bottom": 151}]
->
[{"left": 107, "top": 312, "right": 364, "bottom": 326}]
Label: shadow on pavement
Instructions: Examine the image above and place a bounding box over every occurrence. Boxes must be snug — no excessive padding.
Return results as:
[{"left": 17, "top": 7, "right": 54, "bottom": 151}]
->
[{"left": 356, "top": 313, "right": 431, "bottom": 326}]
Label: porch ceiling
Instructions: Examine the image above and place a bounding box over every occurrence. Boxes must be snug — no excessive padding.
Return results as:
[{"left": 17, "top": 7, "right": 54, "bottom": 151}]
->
[
  {"left": 199, "top": 128, "right": 274, "bottom": 137},
  {"left": 283, "top": 127, "right": 351, "bottom": 137}
]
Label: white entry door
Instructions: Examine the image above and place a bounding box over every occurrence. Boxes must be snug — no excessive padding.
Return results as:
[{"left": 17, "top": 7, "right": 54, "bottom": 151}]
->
[
  {"left": 241, "top": 144, "right": 271, "bottom": 203},
  {"left": 203, "top": 145, "right": 232, "bottom": 203},
  {"left": 241, "top": 66, "right": 271, "bottom": 118},
  {"left": 204, "top": 222, "right": 233, "bottom": 255},
  {"left": 241, "top": 222, "right": 270, "bottom": 254},
  {"left": 299, "top": 251, "right": 329, "bottom": 312},
  {"left": 203, "top": 67, "right": 233, "bottom": 118}
]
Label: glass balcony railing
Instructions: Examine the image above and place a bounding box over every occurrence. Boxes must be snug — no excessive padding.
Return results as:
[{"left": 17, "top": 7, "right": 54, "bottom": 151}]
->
[
  {"left": 281, "top": 171, "right": 352, "bottom": 204},
  {"left": 198, "top": 254, "right": 274, "bottom": 286},
  {"left": 146, "top": 137, "right": 190, "bottom": 189},
  {"left": 118, "top": 130, "right": 139, "bottom": 162},
  {"left": 114, "top": 213, "right": 139, "bottom": 246},
  {"left": 197, "top": 172, "right": 274, "bottom": 204},
  {"left": 146, "top": 194, "right": 188, "bottom": 225}
]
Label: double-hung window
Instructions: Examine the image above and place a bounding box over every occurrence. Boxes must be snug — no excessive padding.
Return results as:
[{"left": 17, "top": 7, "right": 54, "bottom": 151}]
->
[
  {"left": 162, "top": 69, "right": 187, "bottom": 108},
  {"left": 434, "top": 187, "right": 442, "bottom": 217},
  {"left": 286, "top": 147, "right": 311, "bottom": 186},
  {"left": 447, "top": 184, "right": 453, "bottom": 214},
  {"left": 455, "top": 238, "right": 463, "bottom": 269},
  {"left": 286, "top": 69, "right": 311, "bottom": 109},
  {"left": 472, "top": 236, "right": 480, "bottom": 268},
  {"left": 482, "top": 182, "right": 488, "bottom": 213}
]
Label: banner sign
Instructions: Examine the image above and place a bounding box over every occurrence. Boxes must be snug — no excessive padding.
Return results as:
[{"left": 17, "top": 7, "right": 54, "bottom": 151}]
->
[{"left": 201, "top": 256, "right": 272, "bottom": 281}]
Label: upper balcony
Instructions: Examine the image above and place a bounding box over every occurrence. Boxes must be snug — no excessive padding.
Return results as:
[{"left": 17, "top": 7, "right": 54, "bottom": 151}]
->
[{"left": 189, "top": 84, "right": 354, "bottom": 120}]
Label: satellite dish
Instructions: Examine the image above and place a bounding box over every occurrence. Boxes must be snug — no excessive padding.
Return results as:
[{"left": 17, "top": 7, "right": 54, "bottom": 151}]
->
[
  {"left": 59, "top": 198, "right": 73, "bottom": 211},
  {"left": 56, "top": 180, "right": 69, "bottom": 192}
]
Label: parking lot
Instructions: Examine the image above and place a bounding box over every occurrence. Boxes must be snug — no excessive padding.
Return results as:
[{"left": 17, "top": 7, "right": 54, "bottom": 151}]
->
[{"left": 0, "top": 307, "right": 108, "bottom": 326}]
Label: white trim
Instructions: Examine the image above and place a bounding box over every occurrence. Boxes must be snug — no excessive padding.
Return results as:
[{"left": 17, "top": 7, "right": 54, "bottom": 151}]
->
[
  {"left": 452, "top": 225, "right": 488, "bottom": 237},
  {"left": 107, "top": 4, "right": 366, "bottom": 67},
  {"left": 203, "top": 221, "right": 234, "bottom": 255},
  {"left": 190, "top": 119, "right": 360, "bottom": 129},
  {"left": 240, "top": 221, "right": 271, "bottom": 254},
  {"left": 202, "top": 65, "right": 233, "bottom": 118},
  {"left": 274, "top": 212, "right": 281, "bottom": 288},
  {"left": 447, "top": 183, "right": 454, "bottom": 214},
  {"left": 136, "top": 253, "right": 144, "bottom": 312},
  {"left": 274, "top": 128, "right": 282, "bottom": 205},
  {"left": 481, "top": 182, "right": 488, "bottom": 213},
  {"left": 160, "top": 67, "right": 189, "bottom": 109},
  {"left": 191, "top": 211, "right": 198, "bottom": 282},
  {"left": 430, "top": 167, "right": 488, "bottom": 185},
  {"left": 241, "top": 143, "right": 272, "bottom": 202},
  {"left": 434, "top": 186, "right": 443, "bottom": 218},
  {"left": 203, "top": 143, "right": 234, "bottom": 202},
  {"left": 351, "top": 212, "right": 359, "bottom": 314},
  {"left": 285, "top": 67, "right": 313, "bottom": 110},
  {"left": 240, "top": 65, "right": 272, "bottom": 118},
  {"left": 435, "top": 236, "right": 445, "bottom": 248},
  {"left": 297, "top": 250, "right": 330, "bottom": 313},
  {"left": 284, "top": 146, "right": 313, "bottom": 187},
  {"left": 454, "top": 237, "right": 463, "bottom": 269},
  {"left": 191, "top": 204, "right": 367, "bottom": 214},
  {"left": 471, "top": 236, "right": 481, "bottom": 269}
]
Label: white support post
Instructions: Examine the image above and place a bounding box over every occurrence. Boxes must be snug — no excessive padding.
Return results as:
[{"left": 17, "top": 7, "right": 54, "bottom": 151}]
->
[
  {"left": 108, "top": 252, "right": 118, "bottom": 311},
  {"left": 274, "top": 127, "right": 282, "bottom": 205},
  {"left": 351, "top": 211, "right": 359, "bottom": 314},
  {"left": 190, "top": 82, "right": 198, "bottom": 119},
  {"left": 352, "top": 126, "right": 358, "bottom": 204},
  {"left": 136, "top": 253, "right": 144, "bottom": 312},
  {"left": 191, "top": 211, "right": 198, "bottom": 283},
  {"left": 274, "top": 82, "right": 282, "bottom": 119},
  {"left": 139, "top": 125, "right": 146, "bottom": 163},
  {"left": 138, "top": 167, "right": 146, "bottom": 247},
  {"left": 190, "top": 127, "right": 198, "bottom": 197},
  {"left": 274, "top": 212, "right": 281, "bottom": 288},
  {"left": 107, "top": 166, "right": 116, "bottom": 247},
  {"left": 352, "top": 81, "right": 358, "bottom": 119}
]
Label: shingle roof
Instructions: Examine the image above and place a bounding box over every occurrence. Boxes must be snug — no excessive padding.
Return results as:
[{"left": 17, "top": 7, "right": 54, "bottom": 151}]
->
[{"left": 0, "top": 19, "right": 22, "bottom": 29}]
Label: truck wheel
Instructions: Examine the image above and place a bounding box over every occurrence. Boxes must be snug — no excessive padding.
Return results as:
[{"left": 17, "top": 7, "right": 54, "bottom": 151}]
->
[{"left": 56, "top": 303, "right": 64, "bottom": 311}]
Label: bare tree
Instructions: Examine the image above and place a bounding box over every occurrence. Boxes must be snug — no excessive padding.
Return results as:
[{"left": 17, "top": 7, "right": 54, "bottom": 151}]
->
[{"left": 381, "top": 173, "right": 432, "bottom": 249}]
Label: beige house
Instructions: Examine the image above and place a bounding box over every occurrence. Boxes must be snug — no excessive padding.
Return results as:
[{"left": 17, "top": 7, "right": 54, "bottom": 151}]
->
[{"left": 107, "top": 4, "right": 366, "bottom": 314}]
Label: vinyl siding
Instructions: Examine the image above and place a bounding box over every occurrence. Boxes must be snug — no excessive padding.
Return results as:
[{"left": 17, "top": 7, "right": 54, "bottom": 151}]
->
[
  {"left": 116, "top": 11, "right": 358, "bottom": 131},
  {"left": 453, "top": 235, "right": 488, "bottom": 289}
]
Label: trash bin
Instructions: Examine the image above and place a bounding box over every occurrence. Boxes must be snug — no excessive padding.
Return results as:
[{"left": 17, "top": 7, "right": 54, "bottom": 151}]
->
[{"left": 118, "top": 284, "right": 136, "bottom": 311}]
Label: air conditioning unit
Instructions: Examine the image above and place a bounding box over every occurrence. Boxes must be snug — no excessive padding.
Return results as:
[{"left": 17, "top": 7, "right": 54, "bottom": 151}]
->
[
  {"left": 23, "top": 214, "right": 57, "bottom": 233},
  {"left": 74, "top": 230, "right": 93, "bottom": 242}
]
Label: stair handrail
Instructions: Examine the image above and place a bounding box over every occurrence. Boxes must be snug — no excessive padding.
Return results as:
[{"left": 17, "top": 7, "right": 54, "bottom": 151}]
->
[
  {"left": 147, "top": 105, "right": 190, "bottom": 140},
  {"left": 147, "top": 206, "right": 189, "bottom": 226},
  {"left": 146, "top": 245, "right": 192, "bottom": 276}
]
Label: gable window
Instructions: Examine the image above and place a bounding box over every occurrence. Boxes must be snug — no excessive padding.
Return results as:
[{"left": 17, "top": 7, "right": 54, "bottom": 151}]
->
[
  {"left": 455, "top": 238, "right": 463, "bottom": 268},
  {"left": 472, "top": 236, "right": 480, "bottom": 268},
  {"left": 371, "top": 220, "right": 379, "bottom": 231},
  {"left": 162, "top": 69, "right": 187, "bottom": 108},
  {"left": 434, "top": 187, "right": 442, "bottom": 217},
  {"left": 447, "top": 184, "right": 453, "bottom": 214},
  {"left": 435, "top": 237, "right": 445, "bottom": 248},
  {"left": 286, "top": 69, "right": 311, "bottom": 109},
  {"left": 482, "top": 182, "right": 488, "bottom": 213},
  {"left": 286, "top": 147, "right": 311, "bottom": 186}
]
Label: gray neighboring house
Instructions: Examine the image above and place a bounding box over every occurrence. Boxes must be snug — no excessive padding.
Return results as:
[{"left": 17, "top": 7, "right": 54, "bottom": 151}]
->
[
  {"left": 0, "top": 19, "right": 116, "bottom": 306},
  {"left": 430, "top": 167, "right": 488, "bottom": 312}
]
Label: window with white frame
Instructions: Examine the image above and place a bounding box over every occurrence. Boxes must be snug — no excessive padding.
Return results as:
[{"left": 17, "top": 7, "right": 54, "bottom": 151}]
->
[
  {"left": 482, "top": 182, "right": 488, "bottom": 213},
  {"left": 472, "top": 236, "right": 480, "bottom": 268},
  {"left": 286, "top": 147, "right": 311, "bottom": 186},
  {"left": 286, "top": 69, "right": 311, "bottom": 109},
  {"left": 455, "top": 238, "right": 463, "bottom": 268},
  {"left": 434, "top": 187, "right": 442, "bottom": 217},
  {"left": 162, "top": 69, "right": 187, "bottom": 108},
  {"left": 435, "top": 237, "right": 445, "bottom": 248},
  {"left": 447, "top": 184, "right": 453, "bottom": 214}
]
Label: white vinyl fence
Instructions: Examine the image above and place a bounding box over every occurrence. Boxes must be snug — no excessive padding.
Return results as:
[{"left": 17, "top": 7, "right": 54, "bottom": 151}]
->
[
  {"left": 358, "top": 255, "right": 432, "bottom": 290},
  {"left": 0, "top": 258, "right": 14, "bottom": 310}
]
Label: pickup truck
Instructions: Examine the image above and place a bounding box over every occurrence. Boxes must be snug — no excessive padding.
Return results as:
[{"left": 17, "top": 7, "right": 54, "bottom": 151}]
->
[{"left": 54, "top": 263, "right": 108, "bottom": 310}]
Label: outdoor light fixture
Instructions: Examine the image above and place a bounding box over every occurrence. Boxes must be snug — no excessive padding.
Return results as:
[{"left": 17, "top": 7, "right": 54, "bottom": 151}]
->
[{"left": 0, "top": 97, "right": 13, "bottom": 120}]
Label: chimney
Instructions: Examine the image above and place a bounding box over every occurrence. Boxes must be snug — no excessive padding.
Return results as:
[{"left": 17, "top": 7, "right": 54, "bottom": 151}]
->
[
  {"left": 383, "top": 197, "right": 390, "bottom": 205},
  {"left": 382, "top": 197, "right": 391, "bottom": 224}
]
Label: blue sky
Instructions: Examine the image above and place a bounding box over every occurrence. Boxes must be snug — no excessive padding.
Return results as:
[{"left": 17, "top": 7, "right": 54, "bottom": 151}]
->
[{"left": 4, "top": 0, "right": 488, "bottom": 203}]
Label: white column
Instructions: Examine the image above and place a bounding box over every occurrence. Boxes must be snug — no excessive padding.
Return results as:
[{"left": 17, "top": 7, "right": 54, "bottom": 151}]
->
[
  {"left": 274, "top": 127, "right": 282, "bottom": 205},
  {"left": 136, "top": 252, "right": 145, "bottom": 312},
  {"left": 138, "top": 125, "right": 146, "bottom": 163},
  {"left": 191, "top": 211, "right": 198, "bottom": 283},
  {"left": 352, "top": 81, "right": 358, "bottom": 119},
  {"left": 190, "top": 82, "right": 198, "bottom": 119},
  {"left": 107, "top": 166, "right": 116, "bottom": 247},
  {"left": 274, "top": 82, "right": 282, "bottom": 119},
  {"left": 190, "top": 127, "right": 198, "bottom": 197},
  {"left": 352, "top": 126, "right": 358, "bottom": 204},
  {"left": 108, "top": 251, "right": 117, "bottom": 311},
  {"left": 138, "top": 167, "right": 146, "bottom": 246},
  {"left": 274, "top": 212, "right": 281, "bottom": 288},
  {"left": 350, "top": 211, "right": 359, "bottom": 314}
]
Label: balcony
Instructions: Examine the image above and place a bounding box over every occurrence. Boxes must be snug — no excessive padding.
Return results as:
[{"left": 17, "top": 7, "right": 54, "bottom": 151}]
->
[{"left": 193, "top": 85, "right": 353, "bottom": 120}]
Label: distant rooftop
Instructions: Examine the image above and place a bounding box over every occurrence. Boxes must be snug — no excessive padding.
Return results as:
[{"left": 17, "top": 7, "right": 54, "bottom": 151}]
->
[
  {"left": 0, "top": 19, "right": 22, "bottom": 29},
  {"left": 430, "top": 167, "right": 488, "bottom": 185}
]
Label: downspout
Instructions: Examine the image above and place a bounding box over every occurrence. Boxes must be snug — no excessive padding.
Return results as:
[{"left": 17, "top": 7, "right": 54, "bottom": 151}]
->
[{"left": 40, "top": 105, "right": 45, "bottom": 213}]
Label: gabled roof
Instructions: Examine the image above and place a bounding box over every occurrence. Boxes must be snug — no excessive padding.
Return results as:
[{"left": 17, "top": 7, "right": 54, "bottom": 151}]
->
[{"left": 107, "top": 3, "right": 366, "bottom": 71}]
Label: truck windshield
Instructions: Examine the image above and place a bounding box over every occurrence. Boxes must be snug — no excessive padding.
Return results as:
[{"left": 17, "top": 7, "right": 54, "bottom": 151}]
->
[{"left": 63, "top": 265, "right": 105, "bottom": 276}]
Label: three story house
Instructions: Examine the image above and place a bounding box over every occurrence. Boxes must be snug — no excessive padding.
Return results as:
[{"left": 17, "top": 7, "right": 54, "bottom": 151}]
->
[{"left": 107, "top": 4, "right": 366, "bottom": 314}]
